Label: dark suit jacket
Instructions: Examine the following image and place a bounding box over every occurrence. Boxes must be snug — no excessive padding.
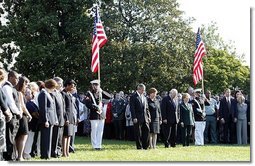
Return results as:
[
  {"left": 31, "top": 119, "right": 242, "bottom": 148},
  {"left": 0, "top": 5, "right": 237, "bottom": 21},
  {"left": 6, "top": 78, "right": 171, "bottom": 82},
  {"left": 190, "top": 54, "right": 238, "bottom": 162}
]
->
[
  {"left": 161, "top": 96, "right": 178, "bottom": 124},
  {"left": 61, "top": 90, "right": 76, "bottom": 124},
  {"left": 26, "top": 100, "right": 39, "bottom": 131},
  {"left": 179, "top": 102, "right": 195, "bottom": 125},
  {"left": 112, "top": 98, "right": 127, "bottom": 120},
  {"left": 130, "top": 92, "right": 150, "bottom": 124},
  {"left": 52, "top": 91, "right": 65, "bottom": 126},
  {"left": 219, "top": 97, "right": 236, "bottom": 121},
  {"left": 38, "top": 90, "right": 58, "bottom": 126},
  {"left": 72, "top": 93, "right": 80, "bottom": 122}
]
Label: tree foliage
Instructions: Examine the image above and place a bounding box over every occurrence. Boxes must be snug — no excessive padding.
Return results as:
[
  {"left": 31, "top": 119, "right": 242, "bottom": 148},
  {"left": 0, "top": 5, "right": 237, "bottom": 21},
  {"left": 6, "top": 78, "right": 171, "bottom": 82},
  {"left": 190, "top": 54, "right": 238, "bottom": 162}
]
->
[
  {"left": 99, "top": 0, "right": 195, "bottom": 92},
  {"left": 0, "top": 0, "right": 250, "bottom": 95},
  {"left": 0, "top": 0, "right": 93, "bottom": 89},
  {"left": 203, "top": 48, "right": 250, "bottom": 95}
]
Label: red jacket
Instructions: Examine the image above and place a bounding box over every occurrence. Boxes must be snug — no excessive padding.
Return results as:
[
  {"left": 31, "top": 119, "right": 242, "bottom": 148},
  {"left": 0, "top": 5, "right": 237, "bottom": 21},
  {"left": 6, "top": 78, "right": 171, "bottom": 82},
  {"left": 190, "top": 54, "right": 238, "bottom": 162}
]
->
[{"left": 104, "top": 102, "right": 113, "bottom": 124}]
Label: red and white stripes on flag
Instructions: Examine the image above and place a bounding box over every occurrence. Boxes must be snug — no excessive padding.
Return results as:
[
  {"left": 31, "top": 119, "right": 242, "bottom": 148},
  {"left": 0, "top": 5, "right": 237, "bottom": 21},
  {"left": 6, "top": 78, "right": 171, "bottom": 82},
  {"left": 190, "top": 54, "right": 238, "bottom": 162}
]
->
[
  {"left": 193, "top": 28, "right": 206, "bottom": 86},
  {"left": 91, "top": 6, "right": 107, "bottom": 73}
]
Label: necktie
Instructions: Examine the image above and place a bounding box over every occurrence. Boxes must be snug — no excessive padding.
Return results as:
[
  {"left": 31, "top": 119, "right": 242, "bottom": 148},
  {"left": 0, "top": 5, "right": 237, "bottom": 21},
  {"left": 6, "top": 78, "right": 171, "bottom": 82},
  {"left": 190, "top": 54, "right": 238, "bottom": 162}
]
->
[
  {"left": 227, "top": 98, "right": 231, "bottom": 110},
  {"left": 140, "top": 95, "right": 144, "bottom": 104}
]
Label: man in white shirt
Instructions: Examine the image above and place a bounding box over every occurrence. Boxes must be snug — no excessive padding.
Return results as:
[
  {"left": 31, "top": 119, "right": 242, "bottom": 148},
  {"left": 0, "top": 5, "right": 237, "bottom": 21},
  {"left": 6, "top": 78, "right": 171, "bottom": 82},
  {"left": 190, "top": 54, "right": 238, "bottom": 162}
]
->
[{"left": 2, "top": 71, "right": 22, "bottom": 161}]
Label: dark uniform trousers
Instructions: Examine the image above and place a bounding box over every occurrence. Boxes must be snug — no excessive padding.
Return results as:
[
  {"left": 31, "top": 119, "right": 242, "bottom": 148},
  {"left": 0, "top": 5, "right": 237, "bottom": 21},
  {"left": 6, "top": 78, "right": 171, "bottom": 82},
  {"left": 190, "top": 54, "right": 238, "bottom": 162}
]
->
[
  {"left": 223, "top": 115, "right": 236, "bottom": 144},
  {"left": 40, "top": 125, "right": 53, "bottom": 159},
  {"left": 134, "top": 121, "right": 150, "bottom": 149},
  {"left": 162, "top": 123, "right": 177, "bottom": 147},
  {"left": 181, "top": 125, "right": 193, "bottom": 146},
  {"left": 3, "top": 114, "right": 19, "bottom": 161}
]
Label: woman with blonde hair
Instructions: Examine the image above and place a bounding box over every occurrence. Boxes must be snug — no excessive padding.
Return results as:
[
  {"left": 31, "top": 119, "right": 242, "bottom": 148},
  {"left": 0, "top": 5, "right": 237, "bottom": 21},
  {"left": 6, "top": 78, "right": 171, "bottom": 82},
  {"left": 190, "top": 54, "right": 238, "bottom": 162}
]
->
[{"left": 236, "top": 94, "right": 248, "bottom": 145}]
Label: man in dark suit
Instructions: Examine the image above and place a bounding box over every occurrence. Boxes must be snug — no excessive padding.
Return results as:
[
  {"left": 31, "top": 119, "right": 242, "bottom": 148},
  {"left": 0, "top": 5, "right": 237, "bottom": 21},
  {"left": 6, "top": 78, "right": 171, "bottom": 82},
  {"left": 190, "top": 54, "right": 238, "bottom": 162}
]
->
[
  {"left": 219, "top": 88, "right": 237, "bottom": 144},
  {"left": 161, "top": 89, "right": 179, "bottom": 148},
  {"left": 130, "top": 83, "right": 151, "bottom": 150}
]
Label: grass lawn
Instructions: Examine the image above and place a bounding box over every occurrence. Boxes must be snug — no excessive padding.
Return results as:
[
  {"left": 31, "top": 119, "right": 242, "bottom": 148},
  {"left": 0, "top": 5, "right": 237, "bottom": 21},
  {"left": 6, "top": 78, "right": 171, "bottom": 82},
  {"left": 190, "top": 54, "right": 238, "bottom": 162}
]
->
[{"left": 30, "top": 136, "right": 250, "bottom": 162}]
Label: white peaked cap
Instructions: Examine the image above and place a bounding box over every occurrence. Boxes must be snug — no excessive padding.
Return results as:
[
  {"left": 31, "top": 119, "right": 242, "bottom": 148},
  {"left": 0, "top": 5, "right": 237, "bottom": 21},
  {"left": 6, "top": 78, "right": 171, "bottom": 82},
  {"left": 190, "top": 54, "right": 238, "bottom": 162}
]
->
[
  {"left": 90, "top": 79, "right": 100, "bottom": 84},
  {"left": 194, "top": 88, "right": 202, "bottom": 93}
]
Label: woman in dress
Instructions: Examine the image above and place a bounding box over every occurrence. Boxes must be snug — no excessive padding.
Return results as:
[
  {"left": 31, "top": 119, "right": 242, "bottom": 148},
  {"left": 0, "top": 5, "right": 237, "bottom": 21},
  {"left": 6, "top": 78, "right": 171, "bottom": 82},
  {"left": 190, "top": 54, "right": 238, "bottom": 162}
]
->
[
  {"left": 15, "top": 76, "right": 32, "bottom": 161},
  {"left": 147, "top": 88, "right": 162, "bottom": 149},
  {"left": 62, "top": 79, "right": 76, "bottom": 157}
]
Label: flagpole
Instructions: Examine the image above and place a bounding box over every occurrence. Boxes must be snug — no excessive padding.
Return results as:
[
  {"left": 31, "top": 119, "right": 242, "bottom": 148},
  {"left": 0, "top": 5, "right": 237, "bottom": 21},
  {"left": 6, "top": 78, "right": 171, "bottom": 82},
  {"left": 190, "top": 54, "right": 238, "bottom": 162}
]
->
[
  {"left": 96, "top": 4, "right": 103, "bottom": 113},
  {"left": 98, "top": 54, "right": 103, "bottom": 115},
  {"left": 201, "top": 65, "right": 205, "bottom": 96}
]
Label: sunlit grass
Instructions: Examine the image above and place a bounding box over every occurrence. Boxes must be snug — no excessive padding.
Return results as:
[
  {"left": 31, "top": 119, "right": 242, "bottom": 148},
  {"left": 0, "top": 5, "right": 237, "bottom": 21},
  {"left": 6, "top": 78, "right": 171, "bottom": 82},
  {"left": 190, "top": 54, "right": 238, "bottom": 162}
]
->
[{"left": 28, "top": 136, "right": 250, "bottom": 161}]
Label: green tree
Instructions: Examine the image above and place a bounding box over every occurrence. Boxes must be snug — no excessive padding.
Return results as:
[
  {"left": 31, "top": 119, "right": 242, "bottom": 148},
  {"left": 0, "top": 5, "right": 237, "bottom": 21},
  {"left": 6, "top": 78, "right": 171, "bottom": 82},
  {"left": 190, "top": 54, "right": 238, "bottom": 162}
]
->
[
  {"left": 0, "top": 0, "right": 93, "bottom": 90},
  {"left": 98, "top": 0, "right": 196, "bottom": 92},
  {"left": 203, "top": 48, "right": 250, "bottom": 95},
  {"left": 0, "top": 0, "right": 250, "bottom": 96}
]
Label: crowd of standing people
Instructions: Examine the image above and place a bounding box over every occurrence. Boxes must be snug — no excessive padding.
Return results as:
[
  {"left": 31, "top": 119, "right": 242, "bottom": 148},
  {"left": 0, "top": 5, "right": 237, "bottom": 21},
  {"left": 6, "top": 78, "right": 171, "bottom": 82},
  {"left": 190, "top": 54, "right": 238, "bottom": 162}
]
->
[
  {"left": 0, "top": 68, "right": 250, "bottom": 161},
  {"left": 89, "top": 84, "right": 250, "bottom": 150},
  {"left": 0, "top": 69, "right": 83, "bottom": 161}
]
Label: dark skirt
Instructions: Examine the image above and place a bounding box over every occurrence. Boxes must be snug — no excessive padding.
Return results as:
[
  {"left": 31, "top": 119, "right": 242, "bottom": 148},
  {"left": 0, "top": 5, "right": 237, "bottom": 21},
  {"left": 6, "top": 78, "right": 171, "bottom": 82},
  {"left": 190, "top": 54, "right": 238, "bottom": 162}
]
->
[
  {"left": 63, "top": 124, "right": 74, "bottom": 137},
  {"left": 150, "top": 121, "right": 160, "bottom": 134},
  {"left": 16, "top": 115, "right": 29, "bottom": 137}
]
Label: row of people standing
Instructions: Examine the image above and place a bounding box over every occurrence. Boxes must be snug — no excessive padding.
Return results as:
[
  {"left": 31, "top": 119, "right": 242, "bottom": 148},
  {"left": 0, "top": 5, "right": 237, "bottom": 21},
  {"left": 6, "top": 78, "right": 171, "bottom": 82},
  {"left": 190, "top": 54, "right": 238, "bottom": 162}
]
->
[
  {"left": 30, "top": 78, "right": 79, "bottom": 159},
  {"left": 127, "top": 84, "right": 195, "bottom": 149},
  {"left": 218, "top": 89, "right": 250, "bottom": 145},
  {"left": 0, "top": 70, "right": 32, "bottom": 161},
  {"left": 0, "top": 68, "right": 80, "bottom": 161},
  {"left": 127, "top": 84, "right": 250, "bottom": 150}
]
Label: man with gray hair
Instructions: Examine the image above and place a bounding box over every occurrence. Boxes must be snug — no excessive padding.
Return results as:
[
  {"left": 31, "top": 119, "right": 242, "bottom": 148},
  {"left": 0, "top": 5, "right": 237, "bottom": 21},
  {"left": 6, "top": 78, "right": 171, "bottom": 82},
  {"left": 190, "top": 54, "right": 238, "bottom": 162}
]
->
[
  {"left": 161, "top": 89, "right": 179, "bottom": 148},
  {"left": 130, "top": 83, "right": 151, "bottom": 150}
]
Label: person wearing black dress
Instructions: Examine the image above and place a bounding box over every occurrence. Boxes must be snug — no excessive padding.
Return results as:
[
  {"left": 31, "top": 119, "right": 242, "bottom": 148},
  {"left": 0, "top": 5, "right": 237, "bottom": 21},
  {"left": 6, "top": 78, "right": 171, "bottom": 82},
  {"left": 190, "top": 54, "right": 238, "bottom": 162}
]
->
[
  {"left": 147, "top": 88, "right": 162, "bottom": 149},
  {"left": 15, "top": 76, "right": 32, "bottom": 161}
]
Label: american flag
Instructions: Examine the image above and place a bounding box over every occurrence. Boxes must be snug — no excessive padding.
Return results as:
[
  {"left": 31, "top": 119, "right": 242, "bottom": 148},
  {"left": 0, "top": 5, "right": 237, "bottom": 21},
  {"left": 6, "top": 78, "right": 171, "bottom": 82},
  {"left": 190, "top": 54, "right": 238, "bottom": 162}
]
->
[
  {"left": 193, "top": 28, "right": 206, "bottom": 86},
  {"left": 91, "top": 6, "right": 107, "bottom": 73}
]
